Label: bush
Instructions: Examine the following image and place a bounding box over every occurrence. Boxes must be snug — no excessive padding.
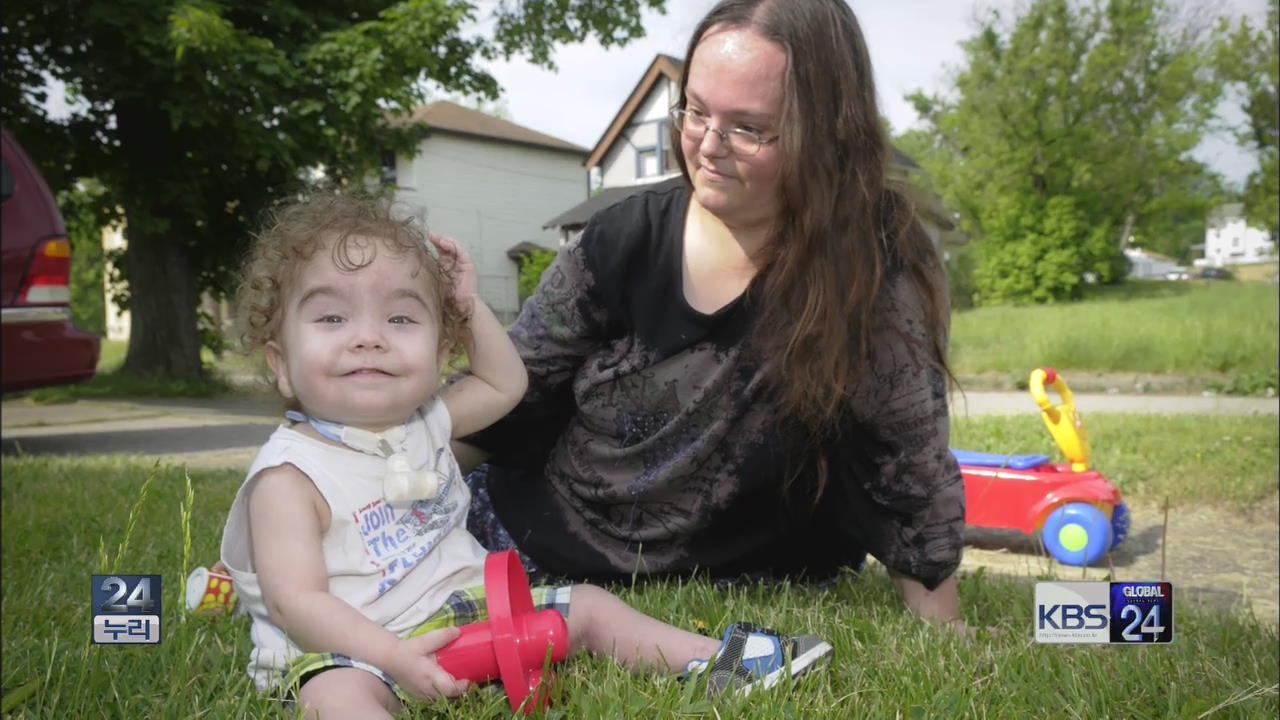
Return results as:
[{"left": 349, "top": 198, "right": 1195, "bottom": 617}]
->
[
  {"left": 973, "top": 195, "right": 1125, "bottom": 305},
  {"left": 517, "top": 248, "right": 557, "bottom": 303}
]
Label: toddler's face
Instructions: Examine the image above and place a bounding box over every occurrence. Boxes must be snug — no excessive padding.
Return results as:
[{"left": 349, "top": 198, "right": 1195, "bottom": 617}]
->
[{"left": 266, "top": 237, "right": 446, "bottom": 432}]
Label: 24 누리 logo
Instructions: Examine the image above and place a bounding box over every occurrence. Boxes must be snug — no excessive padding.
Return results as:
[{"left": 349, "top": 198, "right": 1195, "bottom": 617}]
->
[{"left": 92, "top": 574, "right": 162, "bottom": 644}]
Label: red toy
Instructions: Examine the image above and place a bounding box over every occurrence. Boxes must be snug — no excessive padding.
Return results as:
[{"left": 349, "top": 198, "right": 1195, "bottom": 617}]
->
[
  {"left": 953, "top": 368, "right": 1130, "bottom": 566},
  {"left": 435, "top": 550, "right": 570, "bottom": 715}
]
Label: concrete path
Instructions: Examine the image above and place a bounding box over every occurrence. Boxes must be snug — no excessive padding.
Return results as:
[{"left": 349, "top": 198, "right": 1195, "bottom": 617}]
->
[
  {"left": 951, "top": 390, "right": 1278, "bottom": 417},
  {"left": 2, "top": 390, "right": 1275, "bottom": 471}
]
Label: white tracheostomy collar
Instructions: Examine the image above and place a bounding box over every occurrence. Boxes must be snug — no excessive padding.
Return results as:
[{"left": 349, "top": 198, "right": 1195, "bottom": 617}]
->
[{"left": 284, "top": 411, "right": 445, "bottom": 504}]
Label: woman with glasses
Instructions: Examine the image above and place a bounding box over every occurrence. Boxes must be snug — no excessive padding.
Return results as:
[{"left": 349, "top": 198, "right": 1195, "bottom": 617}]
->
[{"left": 456, "top": 0, "right": 969, "bottom": 633}]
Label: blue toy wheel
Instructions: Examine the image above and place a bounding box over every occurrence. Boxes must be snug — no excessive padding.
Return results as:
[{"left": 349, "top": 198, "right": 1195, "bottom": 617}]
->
[
  {"left": 1110, "top": 502, "right": 1131, "bottom": 549},
  {"left": 1042, "top": 503, "right": 1113, "bottom": 566}
]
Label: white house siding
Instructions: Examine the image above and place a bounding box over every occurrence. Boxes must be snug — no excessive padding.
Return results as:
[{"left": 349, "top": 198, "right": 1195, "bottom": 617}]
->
[
  {"left": 102, "top": 224, "right": 129, "bottom": 341},
  {"left": 395, "top": 134, "right": 585, "bottom": 322},
  {"left": 1202, "top": 215, "right": 1276, "bottom": 268}
]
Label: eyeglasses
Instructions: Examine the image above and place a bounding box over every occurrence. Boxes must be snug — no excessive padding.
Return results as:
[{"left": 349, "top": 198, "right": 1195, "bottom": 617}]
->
[{"left": 669, "top": 108, "right": 779, "bottom": 156}]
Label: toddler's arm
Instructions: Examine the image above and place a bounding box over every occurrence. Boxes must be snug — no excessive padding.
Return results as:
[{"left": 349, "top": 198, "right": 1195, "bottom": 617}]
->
[
  {"left": 430, "top": 233, "right": 528, "bottom": 438},
  {"left": 249, "top": 464, "right": 470, "bottom": 699}
]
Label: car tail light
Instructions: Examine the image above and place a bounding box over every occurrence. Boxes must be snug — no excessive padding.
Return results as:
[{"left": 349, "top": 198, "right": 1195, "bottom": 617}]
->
[{"left": 18, "top": 237, "right": 72, "bottom": 305}]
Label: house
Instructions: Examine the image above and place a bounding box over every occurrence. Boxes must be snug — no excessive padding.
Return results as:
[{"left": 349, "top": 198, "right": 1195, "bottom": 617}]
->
[
  {"left": 389, "top": 101, "right": 589, "bottom": 321},
  {"left": 1195, "top": 203, "right": 1276, "bottom": 268},
  {"left": 543, "top": 55, "right": 963, "bottom": 254},
  {"left": 1124, "top": 247, "right": 1186, "bottom": 280}
]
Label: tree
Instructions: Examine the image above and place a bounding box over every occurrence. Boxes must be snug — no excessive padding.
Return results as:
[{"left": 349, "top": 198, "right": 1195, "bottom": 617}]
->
[
  {"left": 901, "top": 0, "right": 1224, "bottom": 304},
  {"left": 1, "top": 0, "right": 665, "bottom": 379},
  {"left": 1215, "top": 0, "right": 1279, "bottom": 235}
]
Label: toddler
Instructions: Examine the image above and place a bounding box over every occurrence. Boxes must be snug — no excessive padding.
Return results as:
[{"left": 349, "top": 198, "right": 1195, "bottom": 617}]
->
[{"left": 219, "top": 194, "right": 832, "bottom": 718}]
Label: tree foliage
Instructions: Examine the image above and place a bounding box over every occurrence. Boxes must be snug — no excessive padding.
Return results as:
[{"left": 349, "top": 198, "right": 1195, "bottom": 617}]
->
[
  {"left": 1215, "top": 0, "right": 1279, "bottom": 236},
  {"left": 1, "top": 0, "right": 664, "bottom": 378},
  {"left": 900, "top": 0, "right": 1225, "bottom": 304}
]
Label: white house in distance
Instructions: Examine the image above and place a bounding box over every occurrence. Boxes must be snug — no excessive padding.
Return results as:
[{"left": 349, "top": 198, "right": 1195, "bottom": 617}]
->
[
  {"left": 389, "top": 101, "right": 589, "bottom": 322},
  {"left": 544, "top": 55, "right": 963, "bottom": 253},
  {"left": 1196, "top": 203, "right": 1276, "bottom": 268}
]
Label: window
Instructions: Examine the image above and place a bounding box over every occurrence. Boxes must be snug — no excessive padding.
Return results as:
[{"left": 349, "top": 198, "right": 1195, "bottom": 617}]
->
[
  {"left": 637, "top": 148, "right": 659, "bottom": 177},
  {"left": 633, "top": 119, "right": 672, "bottom": 179}
]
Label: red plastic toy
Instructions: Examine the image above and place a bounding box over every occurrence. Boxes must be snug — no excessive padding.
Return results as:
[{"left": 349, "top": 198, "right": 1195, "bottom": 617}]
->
[
  {"left": 953, "top": 368, "right": 1130, "bottom": 567},
  {"left": 435, "top": 550, "right": 570, "bottom": 715}
]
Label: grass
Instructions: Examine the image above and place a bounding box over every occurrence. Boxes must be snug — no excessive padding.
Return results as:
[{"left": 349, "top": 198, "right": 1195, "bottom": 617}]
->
[
  {"left": 951, "top": 282, "right": 1279, "bottom": 389},
  {"left": 11, "top": 341, "right": 255, "bottom": 404},
  {"left": 951, "top": 413, "right": 1280, "bottom": 506},
  {"left": 3, "top": 413, "right": 1279, "bottom": 718}
]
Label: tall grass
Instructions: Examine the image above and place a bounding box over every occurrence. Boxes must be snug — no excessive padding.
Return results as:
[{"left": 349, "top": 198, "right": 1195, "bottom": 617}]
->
[
  {"left": 2, "top": 446, "right": 1277, "bottom": 719},
  {"left": 951, "top": 282, "right": 1279, "bottom": 376}
]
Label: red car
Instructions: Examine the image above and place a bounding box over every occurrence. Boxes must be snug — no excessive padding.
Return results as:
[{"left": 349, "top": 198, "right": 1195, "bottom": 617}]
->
[{"left": 1, "top": 130, "right": 100, "bottom": 392}]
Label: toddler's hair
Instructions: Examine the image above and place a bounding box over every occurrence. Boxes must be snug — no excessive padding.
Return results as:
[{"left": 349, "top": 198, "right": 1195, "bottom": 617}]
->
[{"left": 235, "top": 193, "right": 468, "bottom": 359}]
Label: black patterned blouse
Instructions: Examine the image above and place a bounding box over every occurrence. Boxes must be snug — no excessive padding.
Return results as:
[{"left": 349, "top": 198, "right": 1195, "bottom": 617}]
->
[{"left": 462, "top": 178, "right": 964, "bottom": 590}]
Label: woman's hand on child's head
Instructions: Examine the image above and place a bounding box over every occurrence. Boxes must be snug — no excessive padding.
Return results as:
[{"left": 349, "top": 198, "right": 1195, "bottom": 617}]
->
[
  {"left": 428, "top": 232, "right": 478, "bottom": 305},
  {"left": 386, "top": 626, "right": 473, "bottom": 700}
]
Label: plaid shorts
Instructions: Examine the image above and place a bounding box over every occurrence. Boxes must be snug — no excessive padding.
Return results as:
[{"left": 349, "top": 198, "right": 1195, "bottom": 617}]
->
[{"left": 282, "top": 584, "right": 573, "bottom": 704}]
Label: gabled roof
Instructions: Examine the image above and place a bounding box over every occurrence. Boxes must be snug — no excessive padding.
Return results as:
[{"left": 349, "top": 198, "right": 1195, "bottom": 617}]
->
[
  {"left": 1208, "top": 203, "right": 1245, "bottom": 227},
  {"left": 585, "top": 54, "right": 684, "bottom": 169},
  {"left": 587, "top": 55, "right": 926, "bottom": 174},
  {"left": 396, "top": 100, "right": 588, "bottom": 156}
]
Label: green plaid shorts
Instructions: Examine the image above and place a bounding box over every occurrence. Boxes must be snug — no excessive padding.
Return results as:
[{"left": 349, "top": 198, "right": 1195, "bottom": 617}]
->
[{"left": 282, "top": 584, "right": 572, "bottom": 704}]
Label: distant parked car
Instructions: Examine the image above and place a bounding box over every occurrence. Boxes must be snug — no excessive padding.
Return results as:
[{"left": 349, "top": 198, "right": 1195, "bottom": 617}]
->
[
  {"left": 1197, "top": 267, "right": 1234, "bottom": 280},
  {"left": 1164, "top": 269, "right": 1190, "bottom": 281},
  {"left": 1, "top": 130, "right": 100, "bottom": 393}
]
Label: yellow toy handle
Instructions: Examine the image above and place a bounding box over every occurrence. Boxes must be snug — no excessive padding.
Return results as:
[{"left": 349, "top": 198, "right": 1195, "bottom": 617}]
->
[{"left": 1028, "top": 367, "right": 1091, "bottom": 472}]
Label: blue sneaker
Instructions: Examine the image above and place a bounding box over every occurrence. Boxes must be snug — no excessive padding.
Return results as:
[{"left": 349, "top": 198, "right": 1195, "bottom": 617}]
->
[{"left": 685, "top": 623, "right": 833, "bottom": 697}]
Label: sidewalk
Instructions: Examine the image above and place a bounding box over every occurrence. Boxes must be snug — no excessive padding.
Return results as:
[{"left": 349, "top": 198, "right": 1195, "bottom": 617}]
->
[{"left": 2, "top": 390, "right": 1276, "bottom": 471}]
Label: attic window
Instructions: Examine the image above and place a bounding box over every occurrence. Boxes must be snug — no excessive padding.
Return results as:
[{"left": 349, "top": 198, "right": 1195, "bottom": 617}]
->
[{"left": 633, "top": 119, "right": 672, "bottom": 179}]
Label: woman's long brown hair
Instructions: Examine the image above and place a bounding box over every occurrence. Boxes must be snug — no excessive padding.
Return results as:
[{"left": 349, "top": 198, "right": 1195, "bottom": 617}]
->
[{"left": 673, "top": 0, "right": 952, "bottom": 493}]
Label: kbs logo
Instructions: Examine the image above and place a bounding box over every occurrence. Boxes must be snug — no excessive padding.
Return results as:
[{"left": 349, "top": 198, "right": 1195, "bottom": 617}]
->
[
  {"left": 1036, "top": 582, "right": 1109, "bottom": 643},
  {"left": 1036, "top": 581, "right": 1175, "bottom": 644}
]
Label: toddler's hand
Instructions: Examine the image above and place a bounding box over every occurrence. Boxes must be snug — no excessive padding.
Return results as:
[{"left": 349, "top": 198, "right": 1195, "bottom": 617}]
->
[
  {"left": 428, "top": 232, "right": 478, "bottom": 305},
  {"left": 385, "top": 626, "right": 472, "bottom": 700}
]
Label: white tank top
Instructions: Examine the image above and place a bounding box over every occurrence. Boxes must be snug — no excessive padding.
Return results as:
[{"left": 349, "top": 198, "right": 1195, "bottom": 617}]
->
[{"left": 220, "top": 397, "right": 488, "bottom": 689}]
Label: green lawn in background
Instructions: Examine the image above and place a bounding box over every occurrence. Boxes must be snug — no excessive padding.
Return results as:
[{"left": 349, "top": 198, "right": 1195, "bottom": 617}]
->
[
  {"left": 3, "top": 411, "right": 1278, "bottom": 718},
  {"left": 950, "top": 281, "right": 1279, "bottom": 382}
]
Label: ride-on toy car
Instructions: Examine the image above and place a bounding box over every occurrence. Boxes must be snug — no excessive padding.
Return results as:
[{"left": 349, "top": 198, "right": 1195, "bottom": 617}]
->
[{"left": 953, "top": 368, "right": 1130, "bottom": 566}]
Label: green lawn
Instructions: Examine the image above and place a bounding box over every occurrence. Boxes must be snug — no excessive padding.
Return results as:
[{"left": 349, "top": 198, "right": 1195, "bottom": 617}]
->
[
  {"left": 951, "top": 281, "right": 1279, "bottom": 390},
  {"left": 3, "top": 412, "right": 1278, "bottom": 718},
  {"left": 951, "top": 413, "right": 1279, "bottom": 505}
]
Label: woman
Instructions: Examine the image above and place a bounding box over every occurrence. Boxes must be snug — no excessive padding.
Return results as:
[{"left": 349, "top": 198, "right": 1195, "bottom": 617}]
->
[{"left": 456, "top": 0, "right": 967, "bottom": 630}]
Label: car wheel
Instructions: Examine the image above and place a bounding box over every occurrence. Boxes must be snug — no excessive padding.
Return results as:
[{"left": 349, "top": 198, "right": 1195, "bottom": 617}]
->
[
  {"left": 1109, "top": 502, "right": 1131, "bottom": 549},
  {"left": 1042, "top": 502, "right": 1113, "bottom": 566}
]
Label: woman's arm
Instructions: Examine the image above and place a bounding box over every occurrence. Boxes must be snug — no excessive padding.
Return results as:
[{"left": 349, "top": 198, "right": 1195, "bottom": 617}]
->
[{"left": 890, "top": 569, "right": 960, "bottom": 623}]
